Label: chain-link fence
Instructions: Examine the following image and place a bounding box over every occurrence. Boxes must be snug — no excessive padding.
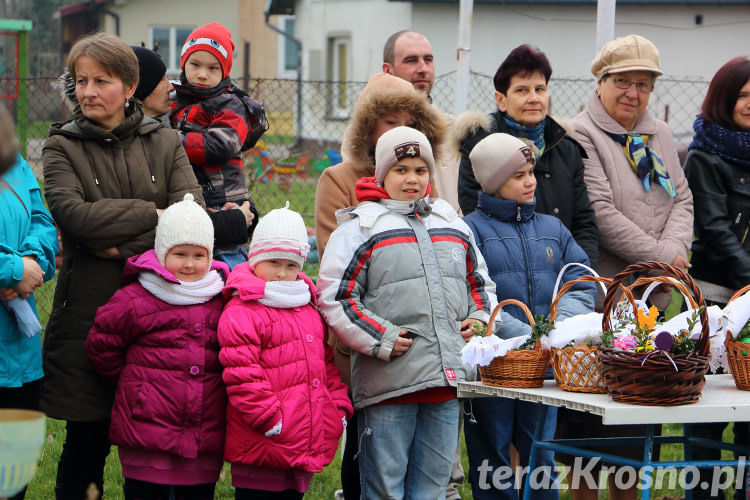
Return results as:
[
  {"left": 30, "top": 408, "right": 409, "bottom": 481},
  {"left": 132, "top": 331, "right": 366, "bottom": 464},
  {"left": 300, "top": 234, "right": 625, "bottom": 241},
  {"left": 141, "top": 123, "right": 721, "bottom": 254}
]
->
[{"left": 8, "top": 71, "right": 709, "bottom": 326}]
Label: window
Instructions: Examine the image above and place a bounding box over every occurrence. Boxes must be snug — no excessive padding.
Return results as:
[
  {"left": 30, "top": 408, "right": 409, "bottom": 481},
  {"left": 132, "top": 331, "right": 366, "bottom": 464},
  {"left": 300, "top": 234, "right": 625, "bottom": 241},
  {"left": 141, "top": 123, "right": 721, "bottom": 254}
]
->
[
  {"left": 149, "top": 26, "right": 195, "bottom": 75},
  {"left": 329, "top": 36, "right": 350, "bottom": 119},
  {"left": 277, "top": 16, "right": 298, "bottom": 77}
]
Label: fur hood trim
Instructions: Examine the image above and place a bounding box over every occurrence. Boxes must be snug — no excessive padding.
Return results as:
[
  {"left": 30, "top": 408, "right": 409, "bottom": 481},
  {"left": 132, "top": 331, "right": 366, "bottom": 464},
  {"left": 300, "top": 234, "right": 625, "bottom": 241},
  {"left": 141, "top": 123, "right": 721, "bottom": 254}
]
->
[
  {"left": 450, "top": 110, "right": 492, "bottom": 155},
  {"left": 450, "top": 109, "right": 578, "bottom": 156},
  {"left": 341, "top": 73, "right": 448, "bottom": 177}
]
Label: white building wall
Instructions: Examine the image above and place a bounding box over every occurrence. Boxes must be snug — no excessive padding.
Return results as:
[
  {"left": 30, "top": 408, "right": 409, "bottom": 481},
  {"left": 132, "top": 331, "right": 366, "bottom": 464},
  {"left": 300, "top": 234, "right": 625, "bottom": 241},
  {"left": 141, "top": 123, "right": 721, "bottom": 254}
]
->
[
  {"left": 294, "top": 0, "right": 750, "bottom": 141},
  {"left": 108, "top": 0, "right": 242, "bottom": 79},
  {"left": 414, "top": 2, "right": 750, "bottom": 80}
]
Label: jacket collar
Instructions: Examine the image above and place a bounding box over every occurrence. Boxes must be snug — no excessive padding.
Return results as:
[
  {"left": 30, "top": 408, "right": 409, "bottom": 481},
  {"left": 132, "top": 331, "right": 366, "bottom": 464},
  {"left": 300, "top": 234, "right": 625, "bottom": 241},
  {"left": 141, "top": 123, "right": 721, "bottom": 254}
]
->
[
  {"left": 341, "top": 197, "right": 458, "bottom": 229},
  {"left": 585, "top": 90, "right": 658, "bottom": 135},
  {"left": 493, "top": 110, "right": 567, "bottom": 149},
  {"left": 221, "top": 262, "right": 318, "bottom": 305},
  {"left": 122, "top": 249, "right": 230, "bottom": 285},
  {"left": 476, "top": 190, "right": 535, "bottom": 223}
]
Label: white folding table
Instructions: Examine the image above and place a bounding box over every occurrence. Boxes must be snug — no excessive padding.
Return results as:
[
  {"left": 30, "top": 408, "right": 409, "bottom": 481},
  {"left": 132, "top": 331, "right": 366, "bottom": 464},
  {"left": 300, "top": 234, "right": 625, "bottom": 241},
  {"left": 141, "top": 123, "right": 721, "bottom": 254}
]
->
[{"left": 457, "top": 374, "right": 750, "bottom": 500}]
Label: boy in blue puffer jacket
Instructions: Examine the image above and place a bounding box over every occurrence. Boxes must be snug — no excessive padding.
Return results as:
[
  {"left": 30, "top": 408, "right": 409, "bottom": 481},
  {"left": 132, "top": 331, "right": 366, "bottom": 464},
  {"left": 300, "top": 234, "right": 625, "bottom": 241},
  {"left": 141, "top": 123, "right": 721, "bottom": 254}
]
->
[{"left": 462, "top": 133, "right": 596, "bottom": 500}]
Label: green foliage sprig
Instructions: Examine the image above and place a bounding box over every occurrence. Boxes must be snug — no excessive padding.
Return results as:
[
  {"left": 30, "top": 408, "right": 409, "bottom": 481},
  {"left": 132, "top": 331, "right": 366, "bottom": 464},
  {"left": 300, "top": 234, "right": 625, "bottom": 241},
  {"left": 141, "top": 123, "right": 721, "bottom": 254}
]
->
[{"left": 519, "top": 314, "right": 554, "bottom": 350}]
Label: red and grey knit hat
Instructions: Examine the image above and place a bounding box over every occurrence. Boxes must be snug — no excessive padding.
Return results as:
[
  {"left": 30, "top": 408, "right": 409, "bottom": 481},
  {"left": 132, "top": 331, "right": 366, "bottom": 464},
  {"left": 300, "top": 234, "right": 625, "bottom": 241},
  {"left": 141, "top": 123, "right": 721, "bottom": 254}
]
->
[{"left": 180, "top": 22, "right": 234, "bottom": 78}]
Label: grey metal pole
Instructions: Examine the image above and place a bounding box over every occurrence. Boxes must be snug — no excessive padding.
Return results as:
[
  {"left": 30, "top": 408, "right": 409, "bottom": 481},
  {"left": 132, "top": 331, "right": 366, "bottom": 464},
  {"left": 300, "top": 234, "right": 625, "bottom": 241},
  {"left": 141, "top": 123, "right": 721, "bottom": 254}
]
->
[
  {"left": 596, "top": 0, "right": 616, "bottom": 51},
  {"left": 455, "top": 0, "right": 474, "bottom": 115}
]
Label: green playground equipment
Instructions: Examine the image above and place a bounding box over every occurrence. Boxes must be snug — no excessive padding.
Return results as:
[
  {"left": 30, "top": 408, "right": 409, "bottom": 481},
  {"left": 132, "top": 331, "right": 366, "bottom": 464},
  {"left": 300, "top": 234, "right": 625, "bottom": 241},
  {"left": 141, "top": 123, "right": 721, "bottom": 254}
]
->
[{"left": 0, "top": 19, "right": 32, "bottom": 155}]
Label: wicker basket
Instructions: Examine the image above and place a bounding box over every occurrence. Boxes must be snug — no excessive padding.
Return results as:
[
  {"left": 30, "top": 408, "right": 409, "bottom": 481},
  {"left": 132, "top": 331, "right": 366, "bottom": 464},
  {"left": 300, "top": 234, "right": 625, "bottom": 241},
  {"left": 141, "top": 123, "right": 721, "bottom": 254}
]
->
[
  {"left": 550, "top": 275, "right": 614, "bottom": 393},
  {"left": 478, "top": 299, "right": 551, "bottom": 388},
  {"left": 723, "top": 285, "right": 750, "bottom": 391},
  {"left": 598, "top": 261, "right": 711, "bottom": 406}
]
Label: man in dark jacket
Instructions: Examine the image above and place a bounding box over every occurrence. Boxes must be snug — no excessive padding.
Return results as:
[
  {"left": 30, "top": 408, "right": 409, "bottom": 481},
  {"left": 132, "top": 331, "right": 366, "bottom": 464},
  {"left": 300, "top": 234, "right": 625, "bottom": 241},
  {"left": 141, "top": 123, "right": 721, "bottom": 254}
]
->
[{"left": 455, "top": 45, "right": 598, "bottom": 268}]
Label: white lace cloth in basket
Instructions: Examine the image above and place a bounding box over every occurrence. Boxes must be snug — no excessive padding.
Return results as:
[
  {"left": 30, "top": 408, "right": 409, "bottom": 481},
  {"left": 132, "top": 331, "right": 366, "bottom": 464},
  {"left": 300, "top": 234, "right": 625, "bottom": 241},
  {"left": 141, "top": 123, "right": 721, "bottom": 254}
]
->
[{"left": 461, "top": 334, "right": 550, "bottom": 367}]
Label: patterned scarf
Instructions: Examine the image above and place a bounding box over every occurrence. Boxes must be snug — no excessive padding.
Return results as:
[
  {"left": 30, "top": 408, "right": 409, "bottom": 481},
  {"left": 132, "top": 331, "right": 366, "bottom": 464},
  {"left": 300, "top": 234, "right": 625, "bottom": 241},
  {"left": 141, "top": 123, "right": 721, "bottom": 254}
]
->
[
  {"left": 605, "top": 132, "right": 676, "bottom": 198},
  {"left": 689, "top": 115, "right": 750, "bottom": 168},
  {"left": 503, "top": 115, "right": 546, "bottom": 155}
]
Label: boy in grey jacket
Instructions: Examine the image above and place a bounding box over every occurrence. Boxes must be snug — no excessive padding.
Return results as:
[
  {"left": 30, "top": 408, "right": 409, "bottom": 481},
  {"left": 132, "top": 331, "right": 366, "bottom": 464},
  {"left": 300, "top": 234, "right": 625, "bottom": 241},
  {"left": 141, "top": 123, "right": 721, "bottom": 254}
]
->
[{"left": 318, "top": 126, "right": 497, "bottom": 500}]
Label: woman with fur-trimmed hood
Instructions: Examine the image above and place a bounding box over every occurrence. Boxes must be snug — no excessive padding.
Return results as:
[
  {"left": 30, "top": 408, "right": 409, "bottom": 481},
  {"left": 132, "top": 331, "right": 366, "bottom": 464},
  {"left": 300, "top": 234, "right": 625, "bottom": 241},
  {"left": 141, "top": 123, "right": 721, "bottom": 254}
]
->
[
  {"left": 313, "top": 71, "right": 447, "bottom": 500},
  {"left": 315, "top": 72, "right": 447, "bottom": 257}
]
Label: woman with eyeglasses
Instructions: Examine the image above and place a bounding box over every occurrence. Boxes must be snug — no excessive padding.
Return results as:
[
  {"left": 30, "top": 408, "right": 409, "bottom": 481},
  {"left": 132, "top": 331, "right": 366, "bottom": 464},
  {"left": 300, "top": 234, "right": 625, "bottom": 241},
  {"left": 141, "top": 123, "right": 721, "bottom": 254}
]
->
[
  {"left": 559, "top": 34, "right": 693, "bottom": 500},
  {"left": 571, "top": 34, "right": 693, "bottom": 311}
]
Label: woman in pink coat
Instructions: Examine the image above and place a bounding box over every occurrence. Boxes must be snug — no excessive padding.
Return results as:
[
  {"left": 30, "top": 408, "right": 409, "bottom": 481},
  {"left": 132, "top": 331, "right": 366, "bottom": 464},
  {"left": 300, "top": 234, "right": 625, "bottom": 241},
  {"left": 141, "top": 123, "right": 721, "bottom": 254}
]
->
[
  {"left": 218, "top": 202, "right": 352, "bottom": 500},
  {"left": 85, "top": 194, "right": 229, "bottom": 500}
]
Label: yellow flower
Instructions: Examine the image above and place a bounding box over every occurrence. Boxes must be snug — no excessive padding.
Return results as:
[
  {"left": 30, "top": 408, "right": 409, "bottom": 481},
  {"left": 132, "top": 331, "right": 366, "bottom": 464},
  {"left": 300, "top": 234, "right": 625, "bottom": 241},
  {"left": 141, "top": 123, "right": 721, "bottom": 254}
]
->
[{"left": 636, "top": 305, "right": 658, "bottom": 331}]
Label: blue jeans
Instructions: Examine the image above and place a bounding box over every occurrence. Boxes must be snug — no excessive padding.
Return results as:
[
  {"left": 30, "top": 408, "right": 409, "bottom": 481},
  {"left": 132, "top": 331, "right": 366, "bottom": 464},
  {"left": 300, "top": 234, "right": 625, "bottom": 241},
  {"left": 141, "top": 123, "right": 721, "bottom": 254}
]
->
[
  {"left": 213, "top": 244, "right": 248, "bottom": 270},
  {"left": 464, "top": 398, "right": 559, "bottom": 500},
  {"left": 358, "top": 399, "right": 459, "bottom": 500}
]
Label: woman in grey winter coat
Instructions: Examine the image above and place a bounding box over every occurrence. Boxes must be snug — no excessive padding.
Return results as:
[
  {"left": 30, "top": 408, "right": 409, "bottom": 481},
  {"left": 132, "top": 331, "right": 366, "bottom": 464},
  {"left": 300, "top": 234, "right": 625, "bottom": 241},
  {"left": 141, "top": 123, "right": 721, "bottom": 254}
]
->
[{"left": 41, "top": 32, "right": 202, "bottom": 499}]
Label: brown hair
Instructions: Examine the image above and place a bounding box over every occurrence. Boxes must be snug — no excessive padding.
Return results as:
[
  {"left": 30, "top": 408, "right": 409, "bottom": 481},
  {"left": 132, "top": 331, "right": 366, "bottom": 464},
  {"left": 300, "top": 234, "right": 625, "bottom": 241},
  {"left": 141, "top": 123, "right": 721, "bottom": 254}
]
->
[
  {"left": 67, "top": 32, "right": 139, "bottom": 88},
  {"left": 701, "top": 57, "right": 750, "bottom": 130}
]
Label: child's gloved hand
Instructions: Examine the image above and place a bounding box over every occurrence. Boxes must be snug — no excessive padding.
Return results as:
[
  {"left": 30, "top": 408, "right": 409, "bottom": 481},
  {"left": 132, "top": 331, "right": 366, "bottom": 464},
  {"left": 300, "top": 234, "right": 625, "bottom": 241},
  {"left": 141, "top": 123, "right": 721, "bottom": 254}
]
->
[
  {"left": 264, "top": 419, "right": 282, "bottom": 437},
  {"left": 460, "top": 318, "right": 485, "bottom": 342}
]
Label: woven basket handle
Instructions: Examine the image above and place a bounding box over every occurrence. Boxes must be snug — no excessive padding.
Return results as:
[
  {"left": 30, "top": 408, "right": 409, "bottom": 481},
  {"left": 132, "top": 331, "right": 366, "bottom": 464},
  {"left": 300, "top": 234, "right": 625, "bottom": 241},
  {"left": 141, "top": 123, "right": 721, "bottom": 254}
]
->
[
  {"left": 601, "top": 261, "right": 710, "bottom": 357},
  {"left": 728, "top": 284, "right": 750, "bottom": 304},
  {"left": 549, "top": 275, "right": 613, "bottom": 321},
  {"left": 486, "top": 298, "right": 536, "bottom": 337},
  {"left": 631, "top": 276, "right": 699, "bottom": 309}
]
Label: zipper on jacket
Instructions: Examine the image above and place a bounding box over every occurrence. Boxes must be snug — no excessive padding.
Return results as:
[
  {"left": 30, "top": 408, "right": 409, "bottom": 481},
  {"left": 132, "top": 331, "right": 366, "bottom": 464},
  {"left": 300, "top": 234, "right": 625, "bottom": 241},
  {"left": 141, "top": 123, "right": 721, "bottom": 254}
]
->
[
  {"left": 514, "top": 218, "right": 535, "bottom": 312},
  {"left": 139, "top": 136, "right": 156, "bottom": 183},
  {"left": 516, "top": 205, "right": 522, "bottom": 222},
  {"left": 82, "top": 143, "right": 99, "bottom": 186}
]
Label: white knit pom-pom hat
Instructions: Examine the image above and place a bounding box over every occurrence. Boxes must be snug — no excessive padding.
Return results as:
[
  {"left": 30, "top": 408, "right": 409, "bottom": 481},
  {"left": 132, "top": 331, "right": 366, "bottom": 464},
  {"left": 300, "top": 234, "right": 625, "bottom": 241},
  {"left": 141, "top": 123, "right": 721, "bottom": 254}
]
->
[
  {"left": 247, "top": 201, "right": 310, "bottom": 269},
  {"left": 154, "top": 193, "right": 214, "bottom": 266}
]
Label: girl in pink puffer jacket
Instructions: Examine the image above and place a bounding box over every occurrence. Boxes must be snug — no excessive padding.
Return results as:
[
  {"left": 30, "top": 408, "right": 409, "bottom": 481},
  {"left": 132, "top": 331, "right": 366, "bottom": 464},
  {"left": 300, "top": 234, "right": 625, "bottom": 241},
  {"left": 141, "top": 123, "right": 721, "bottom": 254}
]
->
[
  {"left": 218, "top": 203, "right": 352, "bottom": 500},
  {"left": 86, "top": 194, "right": 228, "bottom": 500}
]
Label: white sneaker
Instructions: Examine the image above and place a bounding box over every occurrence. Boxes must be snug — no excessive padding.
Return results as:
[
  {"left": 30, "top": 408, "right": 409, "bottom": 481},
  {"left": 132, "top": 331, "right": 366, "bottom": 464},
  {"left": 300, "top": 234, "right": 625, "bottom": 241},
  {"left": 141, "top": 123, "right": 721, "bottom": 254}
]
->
[{"left": 334, "top": 489, "right": 345, "bottom": 500}]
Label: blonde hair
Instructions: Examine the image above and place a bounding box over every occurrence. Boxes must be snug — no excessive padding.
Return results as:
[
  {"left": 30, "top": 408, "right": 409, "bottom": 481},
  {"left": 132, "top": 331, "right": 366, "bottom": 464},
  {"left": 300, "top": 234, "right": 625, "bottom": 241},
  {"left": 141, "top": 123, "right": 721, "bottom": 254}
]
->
[{"left": 67, "top": 32, "right": 139, "bottom": 88}]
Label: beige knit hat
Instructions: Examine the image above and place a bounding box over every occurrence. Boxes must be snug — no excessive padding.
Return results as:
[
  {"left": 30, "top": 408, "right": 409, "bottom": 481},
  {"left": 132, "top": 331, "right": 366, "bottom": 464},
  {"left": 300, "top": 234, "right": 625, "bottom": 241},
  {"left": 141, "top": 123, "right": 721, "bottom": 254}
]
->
[
  {"left": 591, "top": 34, "right": 663, "bottom": 80},
  {"left": 155, "top": 193, "right": 214, "bottom": 266},
  {"left": 374, "top": 126, "right": 436, "bottom": 185},
  {"left": 247, "top": 201, "right": 310, "bottom": 269},
  {"left": 469, "top": 133, "right": 536, "bottom": 195}
]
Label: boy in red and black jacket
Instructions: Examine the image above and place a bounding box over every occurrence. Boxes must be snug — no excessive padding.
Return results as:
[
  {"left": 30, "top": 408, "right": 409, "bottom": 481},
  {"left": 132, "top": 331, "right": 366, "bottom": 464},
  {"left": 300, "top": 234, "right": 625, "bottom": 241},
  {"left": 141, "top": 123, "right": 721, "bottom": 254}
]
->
[{"left": 170, "top": 22, "right": 267, "bottom": 269}]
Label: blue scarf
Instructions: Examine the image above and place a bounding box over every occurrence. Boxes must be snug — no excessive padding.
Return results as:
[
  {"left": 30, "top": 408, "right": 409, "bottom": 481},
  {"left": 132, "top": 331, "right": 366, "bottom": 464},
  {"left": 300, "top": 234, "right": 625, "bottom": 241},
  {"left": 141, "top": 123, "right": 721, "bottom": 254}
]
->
[
  {"left": 605, "top": 132, "right": 676, "bottom": 198},
  {"left": 689, "top": 115, "right": 750, "bottom": 168},
  {"left": 503, "top": 115, "right": 546, "bottom": 155}
]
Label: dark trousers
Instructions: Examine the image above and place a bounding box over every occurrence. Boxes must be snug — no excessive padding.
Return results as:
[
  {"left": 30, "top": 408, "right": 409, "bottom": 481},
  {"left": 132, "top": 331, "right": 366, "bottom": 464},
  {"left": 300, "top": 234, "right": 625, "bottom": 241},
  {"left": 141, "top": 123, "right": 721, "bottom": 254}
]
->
[
  {"left": 235, "top": 488, "right": 304, "bottom": 500},
  {"left": 55, "top": 419, "right": 111, "bottom": 500},
  {"left": 0, "top": 378, "right": 43, "bottom": 500},
  {"left": 691, "top": 422, "right": 750, "bottom": 500},
  {"left": 123, "top": 478, "right": 216, "bottom": 500},
  {"left": 341, "top": 409, "right": 361, "bottom": 500}
]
